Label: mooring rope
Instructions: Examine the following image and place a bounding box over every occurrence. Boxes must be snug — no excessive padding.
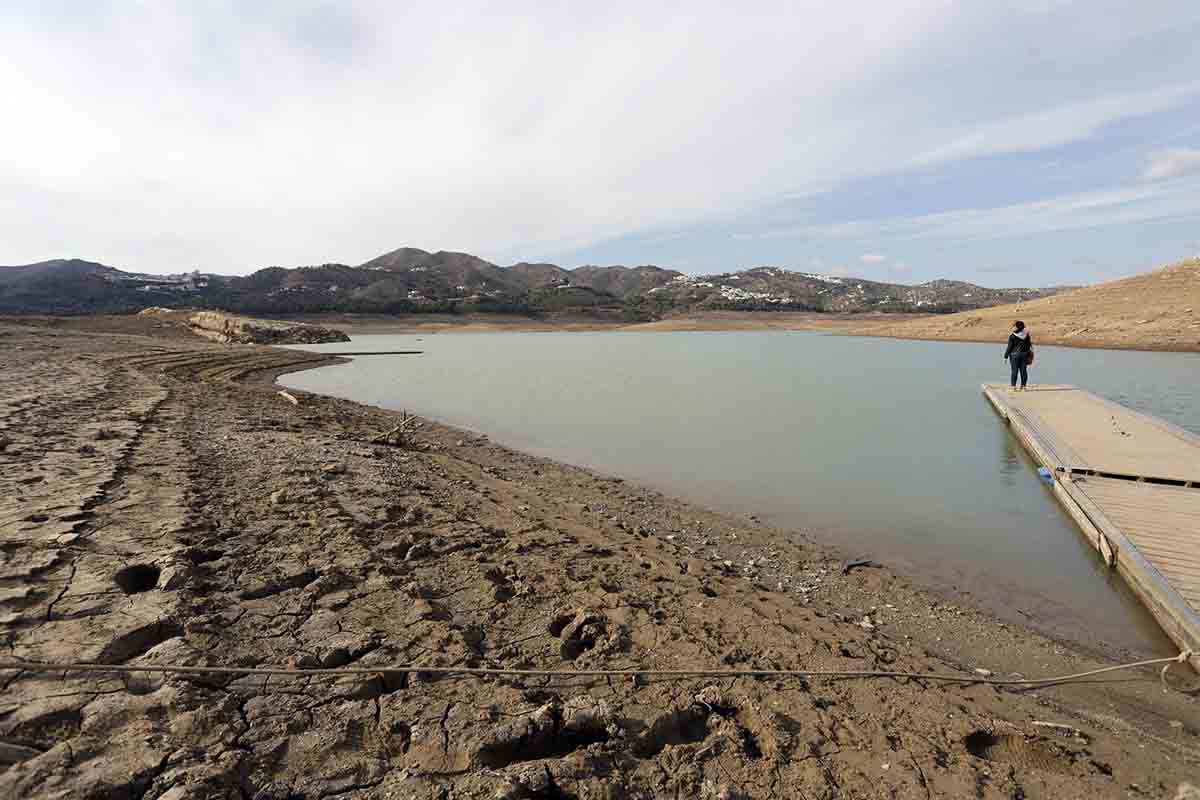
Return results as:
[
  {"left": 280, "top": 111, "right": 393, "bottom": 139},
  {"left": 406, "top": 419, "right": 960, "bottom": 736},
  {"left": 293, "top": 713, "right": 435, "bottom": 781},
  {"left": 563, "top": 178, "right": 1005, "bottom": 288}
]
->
[{"left": 0, "top": 650, "right": 1191, "bottom": 688}]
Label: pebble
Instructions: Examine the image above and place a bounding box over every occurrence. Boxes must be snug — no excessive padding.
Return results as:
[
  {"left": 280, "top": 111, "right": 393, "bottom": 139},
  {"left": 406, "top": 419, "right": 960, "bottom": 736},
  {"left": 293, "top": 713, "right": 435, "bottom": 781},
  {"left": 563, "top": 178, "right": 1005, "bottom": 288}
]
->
[{"left": 973, "top": 668, "right": 993, "bottom": 677}]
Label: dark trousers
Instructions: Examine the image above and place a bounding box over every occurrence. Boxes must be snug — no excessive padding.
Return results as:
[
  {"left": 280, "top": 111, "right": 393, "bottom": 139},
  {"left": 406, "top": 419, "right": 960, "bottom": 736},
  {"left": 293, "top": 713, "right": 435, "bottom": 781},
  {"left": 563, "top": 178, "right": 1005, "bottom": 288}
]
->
[{"left": 1009, "top": 352, "right": 1028, "bottom": 387}]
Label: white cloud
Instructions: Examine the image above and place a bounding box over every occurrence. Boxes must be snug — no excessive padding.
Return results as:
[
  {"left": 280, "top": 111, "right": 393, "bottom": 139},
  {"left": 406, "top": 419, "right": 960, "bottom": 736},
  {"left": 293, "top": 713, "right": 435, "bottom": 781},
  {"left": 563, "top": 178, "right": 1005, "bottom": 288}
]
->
[
  {"left": 912, "top": 81, "right": 1200, "bottom": 166},
  {"left": 770, "top": 181, "right": 1200, "bottom": 243},
  {"left": 1142, "top": 148, "right": 1200, "bottom": 182},
  {"left": 1, "top": 2, "right": 1198, "bottom": 272},
  {"left": 860, "top": 253, "right": 887, "bottom": 263}
]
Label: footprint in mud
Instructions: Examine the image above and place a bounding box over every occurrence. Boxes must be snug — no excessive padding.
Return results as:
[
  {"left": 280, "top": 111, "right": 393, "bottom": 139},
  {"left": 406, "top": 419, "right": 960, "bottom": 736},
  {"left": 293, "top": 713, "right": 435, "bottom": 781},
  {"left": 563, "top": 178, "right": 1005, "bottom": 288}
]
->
[
  {"left": 636, "top": 688, "right": 767, "bottom": 761},
  {"left": 97, "top": 618, "right": 184, "bottom": 664},
  {"left": 114, "top": 563, "right": 161, "bottom": 594},
  {"left": 963, "top": 731, "right": 1074, "bottom": 774},
  {"left": 473, "top": 697, "right": 613, "bottom": 769},
  {"left": 636, "top": 706, "right": 710, "bottom": 757}
]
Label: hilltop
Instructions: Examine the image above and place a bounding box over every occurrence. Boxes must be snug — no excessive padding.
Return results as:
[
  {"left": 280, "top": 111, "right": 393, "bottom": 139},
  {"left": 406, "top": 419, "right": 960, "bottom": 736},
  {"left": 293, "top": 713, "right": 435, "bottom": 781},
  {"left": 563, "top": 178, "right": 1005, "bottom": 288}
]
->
[
  {"left": 850, "top": 259, "right": 1200, "bottom": 352},
  {"left": 0, "top": 247, "right": 1062, "bottom": 318}
]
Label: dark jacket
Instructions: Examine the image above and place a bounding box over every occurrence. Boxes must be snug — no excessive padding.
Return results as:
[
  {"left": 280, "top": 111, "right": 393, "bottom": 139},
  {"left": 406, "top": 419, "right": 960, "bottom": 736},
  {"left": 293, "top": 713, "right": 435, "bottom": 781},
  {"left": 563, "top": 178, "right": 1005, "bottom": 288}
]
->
[{"left": 1004, "top": 332, "right": 1033, "bottom": 360}]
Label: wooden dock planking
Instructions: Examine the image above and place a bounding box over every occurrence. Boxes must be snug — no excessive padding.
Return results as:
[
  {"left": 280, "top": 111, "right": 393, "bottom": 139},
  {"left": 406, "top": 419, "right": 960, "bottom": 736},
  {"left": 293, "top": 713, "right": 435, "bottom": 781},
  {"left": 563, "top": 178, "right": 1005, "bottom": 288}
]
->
[
  {"left": 983, "top": 384, "right": 1200, "bottom": 670},
  {"left": 993, "top": 386, "right": 1200, "bottom": 483},
  {"left": 1072, "top": 479, "right": 1200, "bottom": 602}
]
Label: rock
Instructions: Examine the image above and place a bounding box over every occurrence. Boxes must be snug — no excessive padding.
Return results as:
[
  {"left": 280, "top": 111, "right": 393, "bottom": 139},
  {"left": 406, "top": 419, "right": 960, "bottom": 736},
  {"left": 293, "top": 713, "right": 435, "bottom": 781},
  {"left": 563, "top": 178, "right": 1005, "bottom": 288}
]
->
[
  {"left": 700, "top": 781, "right": 746, "bottom": 800},
  {"left": 401, "top": 581, "right": 435, "bottom": 599},
  {"left": 1175, "top": 783, "right": 1200, "bottom": 800},
  {"left": 694, "top": 685, "right": 728, "bottom": 709},
  {"left": 253, "top": 783, "right": 295, "bottom": 800},
  {"left": 560, "top": 696, "right": 614, "bottom": 739},
  {"left": 838, "top": 642, "right": 865, "bottom": 659},
  {"left": 304, "top": 569, "right": 355, "bottom": 598},
  {"left": 405, "top": 541, "right": 433, "bottom": 561},
  {"left": 494, "top": 764, "right": 555, "bottom": 799},
  {"left": 237, "top": 566, "right": 316, "bottom": 600},
  {"left": 973, "top": 668, "right": 993, "bottom": 678},
  {"left": 269, "top": 489, "right": 291, "bottom": 506},
  {"left": 187, "top": 311, "right": 349, "bottom": 345},
  {"left": 558, "top": 609, "right": 607, "bottom": 661},
  {"left": 375, "top": 535, "right": 415, "bottom": 559},
  {"left": 406, "top": 598, "right": 450, "bottom": 624},
  {"left": 0, "top": 740, "right": 42, "bottom": 765},
  {"left": 157, "top": 563, "right": 194, "bottom": 591}
]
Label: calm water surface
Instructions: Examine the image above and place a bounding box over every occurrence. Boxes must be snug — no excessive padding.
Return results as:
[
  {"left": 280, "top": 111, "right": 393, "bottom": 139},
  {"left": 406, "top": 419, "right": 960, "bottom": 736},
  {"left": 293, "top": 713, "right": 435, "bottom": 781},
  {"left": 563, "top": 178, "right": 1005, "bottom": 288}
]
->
[{"left": 283, "top": 332, "right": 1200, "bottom": 656}]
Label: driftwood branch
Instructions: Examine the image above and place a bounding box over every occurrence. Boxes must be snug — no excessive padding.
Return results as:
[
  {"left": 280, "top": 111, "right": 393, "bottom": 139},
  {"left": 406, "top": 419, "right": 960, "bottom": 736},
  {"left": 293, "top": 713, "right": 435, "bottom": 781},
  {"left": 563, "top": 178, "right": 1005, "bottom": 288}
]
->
[
  {"left": 371, "top": 411, "right": 422, "bottom": 448},
  {"left": 842, "top": 558, "right": 877, "bottom": 576}
]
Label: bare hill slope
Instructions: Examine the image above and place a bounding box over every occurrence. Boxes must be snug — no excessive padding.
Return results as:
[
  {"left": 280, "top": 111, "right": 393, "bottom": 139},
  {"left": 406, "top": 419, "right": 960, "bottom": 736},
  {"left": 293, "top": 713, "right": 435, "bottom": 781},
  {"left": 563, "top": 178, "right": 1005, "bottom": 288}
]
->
[{"left": 852, "top": 259, "right": 1200, "bottom": 352}]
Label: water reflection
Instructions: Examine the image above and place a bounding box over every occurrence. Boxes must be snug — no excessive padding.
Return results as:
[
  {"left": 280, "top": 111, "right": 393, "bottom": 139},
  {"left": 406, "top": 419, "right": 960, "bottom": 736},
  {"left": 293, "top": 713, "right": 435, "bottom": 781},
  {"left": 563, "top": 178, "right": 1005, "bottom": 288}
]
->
[{"left": 998, "top": 437, "right": 1023, "bottom": 487}]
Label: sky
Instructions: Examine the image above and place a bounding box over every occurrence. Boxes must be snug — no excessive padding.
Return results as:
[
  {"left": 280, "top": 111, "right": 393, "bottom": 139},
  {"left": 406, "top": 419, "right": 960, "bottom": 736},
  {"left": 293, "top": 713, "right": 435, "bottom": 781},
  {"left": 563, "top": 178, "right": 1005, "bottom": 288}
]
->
[{"left": 2, "top": 2, "right": 1200, "bottom": 287}]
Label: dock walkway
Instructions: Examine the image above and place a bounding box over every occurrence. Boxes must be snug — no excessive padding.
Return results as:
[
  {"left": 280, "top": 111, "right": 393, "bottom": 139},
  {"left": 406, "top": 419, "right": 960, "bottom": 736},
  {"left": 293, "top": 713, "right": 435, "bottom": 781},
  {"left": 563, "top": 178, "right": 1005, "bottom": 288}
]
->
[{"left": 983, "top": 384, "right": 1200, "bottom": 669}]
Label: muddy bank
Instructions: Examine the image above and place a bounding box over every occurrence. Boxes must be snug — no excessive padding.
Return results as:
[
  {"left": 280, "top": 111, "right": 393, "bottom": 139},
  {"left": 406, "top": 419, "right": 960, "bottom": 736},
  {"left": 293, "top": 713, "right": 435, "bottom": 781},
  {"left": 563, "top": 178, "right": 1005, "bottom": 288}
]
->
[{"left": 1, "top": 318, "right": 1198, "bottom": 799}]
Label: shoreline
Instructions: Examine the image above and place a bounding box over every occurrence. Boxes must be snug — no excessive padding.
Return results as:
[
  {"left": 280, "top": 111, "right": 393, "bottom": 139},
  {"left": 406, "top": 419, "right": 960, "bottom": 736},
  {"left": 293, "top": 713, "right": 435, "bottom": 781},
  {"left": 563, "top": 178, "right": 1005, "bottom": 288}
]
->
[
  {"left": 2, "top": 318, "right": 1199, "bottom": 797},
  {"left": 7, "top": 309, "right": 1200, "bottom": 354},
  {"left": 842, "top": 328, "right": 1200, "bottom": 355},
  {"left": 271, "top": 353, "right": 1174, "bottom": 663},
  {"left": 270, "top": 310, "right": 892, "bottom": 337},
  {"left": 263, "top": 353, "right": 1193, "bottom": 669},
  {"left": 287, "top": 310, "right": 1200, "bottom": 354}
]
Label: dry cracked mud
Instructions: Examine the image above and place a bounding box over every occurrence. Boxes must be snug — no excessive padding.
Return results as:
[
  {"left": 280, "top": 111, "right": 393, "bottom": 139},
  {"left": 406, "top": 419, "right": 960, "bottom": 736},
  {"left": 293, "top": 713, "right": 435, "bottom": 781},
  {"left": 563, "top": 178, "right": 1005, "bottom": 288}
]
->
[{"left": 1, "top": 316, "right": 1198, "bottom": 799}]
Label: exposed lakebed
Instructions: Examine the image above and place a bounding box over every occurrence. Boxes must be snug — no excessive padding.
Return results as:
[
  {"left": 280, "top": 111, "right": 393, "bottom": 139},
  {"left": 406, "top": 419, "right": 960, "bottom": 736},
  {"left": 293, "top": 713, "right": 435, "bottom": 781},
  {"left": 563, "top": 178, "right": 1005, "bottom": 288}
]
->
[{"left": 283, "top": 331, "right": 1200, "bottom": 656}]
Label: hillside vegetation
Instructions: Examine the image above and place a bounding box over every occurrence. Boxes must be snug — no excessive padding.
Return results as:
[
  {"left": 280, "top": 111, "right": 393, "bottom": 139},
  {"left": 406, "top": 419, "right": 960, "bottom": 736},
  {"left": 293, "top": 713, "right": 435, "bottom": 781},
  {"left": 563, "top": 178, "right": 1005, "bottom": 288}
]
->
[{"left": 0, "top": 247, "right": 1062, "bottom": 318}]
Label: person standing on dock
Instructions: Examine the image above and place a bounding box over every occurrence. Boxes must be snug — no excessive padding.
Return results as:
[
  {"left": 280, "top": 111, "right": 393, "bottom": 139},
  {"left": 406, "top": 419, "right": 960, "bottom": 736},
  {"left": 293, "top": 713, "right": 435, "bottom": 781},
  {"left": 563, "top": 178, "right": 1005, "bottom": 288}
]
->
[{"left": 1004, "top": 320, "right": 1033, "bottom": 390}]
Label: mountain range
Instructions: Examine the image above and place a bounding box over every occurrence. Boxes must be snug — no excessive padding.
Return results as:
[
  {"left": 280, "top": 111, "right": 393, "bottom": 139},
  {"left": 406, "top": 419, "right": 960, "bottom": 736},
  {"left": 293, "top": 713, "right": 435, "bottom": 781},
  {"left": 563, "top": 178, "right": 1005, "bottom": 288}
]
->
[{"left": 0, "top": 247, "right": 1066, "bottom": 317}]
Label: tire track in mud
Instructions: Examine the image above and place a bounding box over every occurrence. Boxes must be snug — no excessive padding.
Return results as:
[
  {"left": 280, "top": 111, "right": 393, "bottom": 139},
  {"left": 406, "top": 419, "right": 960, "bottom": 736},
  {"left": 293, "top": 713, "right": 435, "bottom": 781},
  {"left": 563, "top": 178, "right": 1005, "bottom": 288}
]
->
[
  {"left": 0, "top": 351, "right": 196, "bottom": 793},
  {"left": 1, "top": 342, "right": 340, "bottom": 796},
  {"left": 1, "top": 364, "right": 161, "bottom": 615}
]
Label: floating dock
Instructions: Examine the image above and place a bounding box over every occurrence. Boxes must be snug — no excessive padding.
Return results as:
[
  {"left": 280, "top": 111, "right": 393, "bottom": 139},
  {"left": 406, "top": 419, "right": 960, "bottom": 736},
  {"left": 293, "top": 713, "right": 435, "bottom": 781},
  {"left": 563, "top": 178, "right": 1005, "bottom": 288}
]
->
[
  {"left": 323, "top": 350, "right": 423, "bottom": 356},
  {"left": 983, "top": 384, "right": 1200, "bottom": 670}
]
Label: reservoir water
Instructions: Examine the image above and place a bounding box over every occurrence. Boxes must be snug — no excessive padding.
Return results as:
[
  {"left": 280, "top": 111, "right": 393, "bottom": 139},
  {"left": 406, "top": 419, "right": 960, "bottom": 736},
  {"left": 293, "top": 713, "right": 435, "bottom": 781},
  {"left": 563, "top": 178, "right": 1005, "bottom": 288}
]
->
[{"left": 282, "top": 332, "right": 1200, "bottom": 657}]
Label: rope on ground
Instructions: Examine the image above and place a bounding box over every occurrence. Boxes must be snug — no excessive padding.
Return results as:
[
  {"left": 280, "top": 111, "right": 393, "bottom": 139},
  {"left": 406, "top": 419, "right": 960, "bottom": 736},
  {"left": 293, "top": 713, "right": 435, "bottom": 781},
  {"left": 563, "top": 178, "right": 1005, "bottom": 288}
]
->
[{"left": 0, "top": 650, "right": 1191, "bottom": 689}]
